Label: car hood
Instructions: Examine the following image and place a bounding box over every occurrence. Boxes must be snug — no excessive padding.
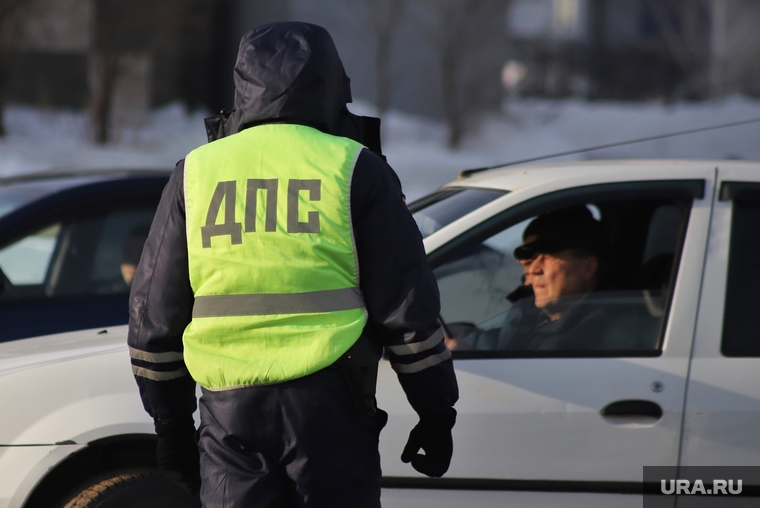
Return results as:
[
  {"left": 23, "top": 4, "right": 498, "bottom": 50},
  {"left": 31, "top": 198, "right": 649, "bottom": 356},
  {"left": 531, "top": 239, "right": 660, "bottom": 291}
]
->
[{"left": 0, "top": 326, "right": 127, "bottom": 376}]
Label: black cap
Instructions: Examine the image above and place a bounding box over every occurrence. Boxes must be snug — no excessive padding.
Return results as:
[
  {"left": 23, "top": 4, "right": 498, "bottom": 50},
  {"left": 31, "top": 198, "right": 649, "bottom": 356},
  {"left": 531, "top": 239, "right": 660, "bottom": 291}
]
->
[{"left": 513, "top": 206, "right": 607, "bottom": 261}]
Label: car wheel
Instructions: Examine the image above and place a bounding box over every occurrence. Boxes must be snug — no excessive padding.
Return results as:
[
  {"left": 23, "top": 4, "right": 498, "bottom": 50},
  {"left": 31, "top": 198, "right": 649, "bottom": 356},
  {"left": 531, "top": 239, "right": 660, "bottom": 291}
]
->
[{"left": 62, "top": 471, "right": 200, "bottom": 508}]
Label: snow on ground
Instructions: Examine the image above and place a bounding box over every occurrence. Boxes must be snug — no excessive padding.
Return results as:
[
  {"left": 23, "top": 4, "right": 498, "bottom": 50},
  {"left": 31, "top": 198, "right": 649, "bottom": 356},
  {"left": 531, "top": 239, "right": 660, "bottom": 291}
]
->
[
  {"left": 0, "top": 104, "right": 209, "bottom": 176},
  {"left": 2, "top": 96, "right": 760, "bottom": 200}
]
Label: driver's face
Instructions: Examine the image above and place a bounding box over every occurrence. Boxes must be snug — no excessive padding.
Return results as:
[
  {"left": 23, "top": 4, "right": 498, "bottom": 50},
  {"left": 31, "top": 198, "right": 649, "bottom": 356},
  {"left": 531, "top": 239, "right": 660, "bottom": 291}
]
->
[
  {"left": 121, "top": 263, "right": 137, "bottom": 286},
  {"left": 526, "top": 249, "right": 598, "bottom": 311}
]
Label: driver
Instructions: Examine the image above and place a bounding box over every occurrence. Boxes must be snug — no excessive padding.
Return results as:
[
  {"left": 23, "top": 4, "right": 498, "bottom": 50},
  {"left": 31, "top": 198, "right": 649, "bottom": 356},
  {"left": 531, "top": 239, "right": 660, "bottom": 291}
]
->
[
  {"left": 445, "top": 205, "right": 608, "bottom": 351},
  {"left": 121, "top": 224, "right": 150, "bottom": 286},
  {"left": 507, "top": 206, "right": 610, "bottom": 350}
]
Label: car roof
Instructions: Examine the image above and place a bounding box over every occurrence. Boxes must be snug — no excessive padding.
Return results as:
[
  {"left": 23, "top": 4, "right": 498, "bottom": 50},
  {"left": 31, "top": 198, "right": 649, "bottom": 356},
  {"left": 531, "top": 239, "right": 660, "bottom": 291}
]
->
[
  {"left": 0, "top": 168, "right": 173, "bottom": 222},
  {"left": 449, "top": 159, "right": 760, "bottom": 192},
  {"left": 0, "top": 168, "right": 171, "bottom": 187}
]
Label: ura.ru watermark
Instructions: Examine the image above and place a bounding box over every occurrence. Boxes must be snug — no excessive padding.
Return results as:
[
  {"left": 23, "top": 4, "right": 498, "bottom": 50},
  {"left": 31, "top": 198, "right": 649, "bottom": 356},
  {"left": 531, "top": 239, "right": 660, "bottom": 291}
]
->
[
  {"left": 644, "top": 466, "right": 760, "bottom": 506},
  {"left": 660, "top": 478, "right": 742, "bottom": 495}
]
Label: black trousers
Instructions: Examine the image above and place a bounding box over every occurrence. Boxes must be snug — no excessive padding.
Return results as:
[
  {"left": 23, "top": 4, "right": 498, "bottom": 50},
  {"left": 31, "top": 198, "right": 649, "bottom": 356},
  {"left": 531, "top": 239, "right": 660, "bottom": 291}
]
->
[{"left": 198, "top": 368, "right": 384, "bottom": 508}]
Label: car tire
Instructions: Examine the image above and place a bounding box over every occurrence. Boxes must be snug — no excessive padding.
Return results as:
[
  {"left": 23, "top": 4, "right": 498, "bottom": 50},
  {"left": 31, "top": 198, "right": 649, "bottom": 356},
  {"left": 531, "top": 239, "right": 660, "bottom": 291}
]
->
[{"left": 62, "top": 471, "right": 200, "bottom": 508}]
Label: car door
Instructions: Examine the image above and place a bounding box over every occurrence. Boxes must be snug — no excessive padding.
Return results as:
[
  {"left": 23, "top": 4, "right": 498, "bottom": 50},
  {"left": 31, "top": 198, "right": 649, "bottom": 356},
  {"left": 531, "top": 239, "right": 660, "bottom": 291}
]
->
[
  {"left": 378, "top": 167, "right": 715, "bottom": 507},
  {"left": 0, "top": 179, "right": 165, "bottom": 342},
  {"left": 680, "top": 163, "right": 760, "bottom": 469}
]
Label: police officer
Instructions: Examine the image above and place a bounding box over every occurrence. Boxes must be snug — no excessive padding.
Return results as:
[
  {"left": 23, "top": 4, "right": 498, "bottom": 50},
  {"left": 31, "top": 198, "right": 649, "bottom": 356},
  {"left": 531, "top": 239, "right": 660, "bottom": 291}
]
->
[{"left": 128, "top": 22, "right": 458, "bottom": 508}]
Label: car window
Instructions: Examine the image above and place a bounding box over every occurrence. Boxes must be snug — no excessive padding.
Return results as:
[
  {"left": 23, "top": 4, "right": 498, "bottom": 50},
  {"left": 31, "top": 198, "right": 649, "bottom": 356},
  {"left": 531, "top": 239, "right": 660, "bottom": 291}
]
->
[
  {"left": 722, "top": 199, "right": 760, "bottom": 356},
  {"left": 0, "top": 224, "right": 60, "bottom": 286},
  {"left": 435, "top": 191, "right": 692, "bottom": 357},
  {"left": 410, "top": 188, "right": 506, "bottom": 237},
  {"left": 0, "top": 204, "right": 155, "bottom": 300}
]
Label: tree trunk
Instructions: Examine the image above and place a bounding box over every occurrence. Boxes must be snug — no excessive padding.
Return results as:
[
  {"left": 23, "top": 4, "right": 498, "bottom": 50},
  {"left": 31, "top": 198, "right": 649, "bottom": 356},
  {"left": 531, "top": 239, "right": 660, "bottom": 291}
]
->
[
  {"left": 589, "top": 0, "right": 608, "bottom": 98},
  {"left": 0, "top": 99, "right": 6, "bottom": 137},
  {"left": 0, "top": 0, "right": 28, "bottom": 139},
  {"left": 367, "top": 0, "right": 406, "bottom": 118},
  {"left": 0, "top": 59, "right": 7, "bottom": 137},
  {"left": 375, "top": 27, "right": 393, "bottom": 117},
  {"left": 709, "top": 0, "right": 730, "bottom": 97},
  {"left": 440, "top": 47, "right": 463, "bottom": 149},
  {"left": 420, "top": 0, "right": 506, "bottom": 149},
  {"left": 91, "top": 53, "right": 120, "bottom": 144}
]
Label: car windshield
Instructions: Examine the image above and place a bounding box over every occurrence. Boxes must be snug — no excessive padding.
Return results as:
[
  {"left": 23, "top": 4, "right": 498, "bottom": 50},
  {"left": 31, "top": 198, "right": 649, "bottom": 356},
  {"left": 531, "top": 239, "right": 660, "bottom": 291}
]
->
[
  {"left": 410, "top": 187, "right": 507, "bottom": 238},
  {"left": 0, "top": 177, "right": 107, "bottom": 219}
]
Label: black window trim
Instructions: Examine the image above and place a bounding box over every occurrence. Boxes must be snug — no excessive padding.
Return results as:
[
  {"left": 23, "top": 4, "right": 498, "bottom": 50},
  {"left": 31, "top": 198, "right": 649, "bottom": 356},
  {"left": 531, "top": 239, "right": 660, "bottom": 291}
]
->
[
  {"left": 407, "top": 188, "right": 462, "bottom": 213},
  {"left": 719, "top": 181, "right": 760, "bottom": 202},
  {"left": 429, "top": 179, "right": 704, "bottom": 360},
  {"left": 719, "top": 180, "right": 760, "bottom": 357},
  {"left": 452, "top": 349, "right": 663, "bottom": 360},
  {"left": 380, "top": 476, "right": 651, "bottom": 494}
]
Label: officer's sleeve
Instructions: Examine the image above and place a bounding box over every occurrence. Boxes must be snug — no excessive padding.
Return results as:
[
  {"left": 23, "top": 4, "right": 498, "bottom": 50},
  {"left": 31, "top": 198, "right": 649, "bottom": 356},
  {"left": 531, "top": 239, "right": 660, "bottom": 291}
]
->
[
  {"left": 128, "top": 161, "right": 196, "bottom": 423},
  {"left": 351, "top": 149, "right": 458, "bottom": 416}
]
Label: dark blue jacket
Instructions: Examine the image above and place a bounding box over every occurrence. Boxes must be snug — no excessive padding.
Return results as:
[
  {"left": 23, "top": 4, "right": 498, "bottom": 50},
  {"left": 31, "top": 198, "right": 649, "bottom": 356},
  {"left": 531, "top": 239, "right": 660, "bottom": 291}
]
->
[{"left": 127, "top": 22, "right": 457, "bottom": 423}]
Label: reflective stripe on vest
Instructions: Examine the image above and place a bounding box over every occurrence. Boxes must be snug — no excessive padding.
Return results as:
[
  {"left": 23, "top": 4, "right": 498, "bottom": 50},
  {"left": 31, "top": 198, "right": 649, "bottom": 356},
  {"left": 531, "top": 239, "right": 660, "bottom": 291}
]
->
[
  {"left": 183, "top": 124, "right": 367, "bottom": 390},
  {"left": 192, "top": 287, "right": 364, "bottom": 317}
]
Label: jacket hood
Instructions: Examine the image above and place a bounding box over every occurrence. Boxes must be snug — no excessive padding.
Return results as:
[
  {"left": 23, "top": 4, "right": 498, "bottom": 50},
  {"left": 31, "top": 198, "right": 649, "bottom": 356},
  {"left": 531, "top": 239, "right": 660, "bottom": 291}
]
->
[{"left": 205, "top": 22, "right": 382, "bottom": 154}]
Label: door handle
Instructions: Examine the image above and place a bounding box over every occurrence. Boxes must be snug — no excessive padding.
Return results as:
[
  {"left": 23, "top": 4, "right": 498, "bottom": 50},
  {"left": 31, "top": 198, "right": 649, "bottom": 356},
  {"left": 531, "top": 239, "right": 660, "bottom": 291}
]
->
[{"left": 600, "top": 400, "right": 663, "bottom": 419}]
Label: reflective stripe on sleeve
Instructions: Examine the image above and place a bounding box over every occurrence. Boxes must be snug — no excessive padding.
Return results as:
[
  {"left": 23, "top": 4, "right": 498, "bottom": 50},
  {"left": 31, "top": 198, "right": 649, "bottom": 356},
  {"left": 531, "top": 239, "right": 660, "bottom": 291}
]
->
[
  {"left": 385, "top": 327, "right": 444, "bottom": 356},
  {"left": 192, "top": 287, "right": 364, "bottom": 318},
  {"left": 129, "top": 347, "right": 184, "bottom": 363},
  {"left": 132, "top": 365, "right": 190, "bottom": 381},
  {"left": 391, "top": 348, "right": 452, "bottom": 374}
]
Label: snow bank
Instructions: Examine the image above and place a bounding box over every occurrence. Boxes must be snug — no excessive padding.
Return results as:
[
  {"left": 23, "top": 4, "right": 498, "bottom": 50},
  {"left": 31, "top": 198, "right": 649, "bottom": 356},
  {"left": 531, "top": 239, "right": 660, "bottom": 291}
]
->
[{"left": 2, "top": 96, "right": 760, "bottom": 200}]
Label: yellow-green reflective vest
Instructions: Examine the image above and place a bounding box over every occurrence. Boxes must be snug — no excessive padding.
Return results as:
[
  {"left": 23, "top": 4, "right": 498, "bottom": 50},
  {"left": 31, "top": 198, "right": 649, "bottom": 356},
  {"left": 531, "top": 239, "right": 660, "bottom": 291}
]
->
[{"left": 183, "top": 124, "right": 367, "bottom": 390}]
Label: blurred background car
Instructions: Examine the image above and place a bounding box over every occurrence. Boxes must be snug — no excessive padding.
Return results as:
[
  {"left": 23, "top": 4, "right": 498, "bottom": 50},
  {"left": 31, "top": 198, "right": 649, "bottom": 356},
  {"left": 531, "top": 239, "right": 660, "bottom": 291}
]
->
[{"left": 0, "top": 169, "right": 170, "bottom": 342}]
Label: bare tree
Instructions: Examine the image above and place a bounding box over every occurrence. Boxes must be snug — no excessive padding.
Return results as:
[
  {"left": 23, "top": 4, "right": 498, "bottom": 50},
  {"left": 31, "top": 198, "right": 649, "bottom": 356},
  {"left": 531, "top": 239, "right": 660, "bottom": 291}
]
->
[
  {"left": 90, "top": 52, "right": 121, "bottom": 144},
  {"left": 0, "top": 0, "right": 36, "bottom": 137},
  {"left": 366, "top": 0, "right": 407, "bottom": 117},
  {"left": 90, "top": 0, "right": 136, "bottom": 144},
  {"left": 337, "top": 0, "right": 408, "bottom": 118},
  {"left": 644, "top": 0, "right": 711, "bottom": 98},
  {"left": 643, "top": 0, "right": 760, "bottom": 99},
  {"left": 412, "top": 0, "right": 509, "bottom": 148},
  {"left": 708, "top": 0, "right": 760, "bottom": 97},
  {"left": 90, "top": 0, "right": 198, "bottom": 144}
]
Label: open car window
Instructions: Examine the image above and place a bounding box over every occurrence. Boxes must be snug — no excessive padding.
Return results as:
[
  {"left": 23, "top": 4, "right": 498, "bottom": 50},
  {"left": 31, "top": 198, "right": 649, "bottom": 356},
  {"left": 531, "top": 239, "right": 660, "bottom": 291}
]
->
[{"left": 432, "top": 182, "right": 695, "bottom": 358}]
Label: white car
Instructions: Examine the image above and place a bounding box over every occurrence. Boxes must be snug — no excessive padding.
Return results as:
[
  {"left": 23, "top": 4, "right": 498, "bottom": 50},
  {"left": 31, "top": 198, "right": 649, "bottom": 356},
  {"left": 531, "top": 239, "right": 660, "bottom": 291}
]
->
[{"left": 2, "top": 160, "right": 759, "bottom": 508}]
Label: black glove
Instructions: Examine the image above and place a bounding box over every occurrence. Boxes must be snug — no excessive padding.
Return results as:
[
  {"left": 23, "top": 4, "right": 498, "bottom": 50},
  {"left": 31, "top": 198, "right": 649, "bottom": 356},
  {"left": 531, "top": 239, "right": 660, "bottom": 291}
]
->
[
  {"left": 400, "top": 409, "right": 456, "bottom": 477},
  {"left": 154, "top": 417, "right": 201, "bottom": 494}
]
